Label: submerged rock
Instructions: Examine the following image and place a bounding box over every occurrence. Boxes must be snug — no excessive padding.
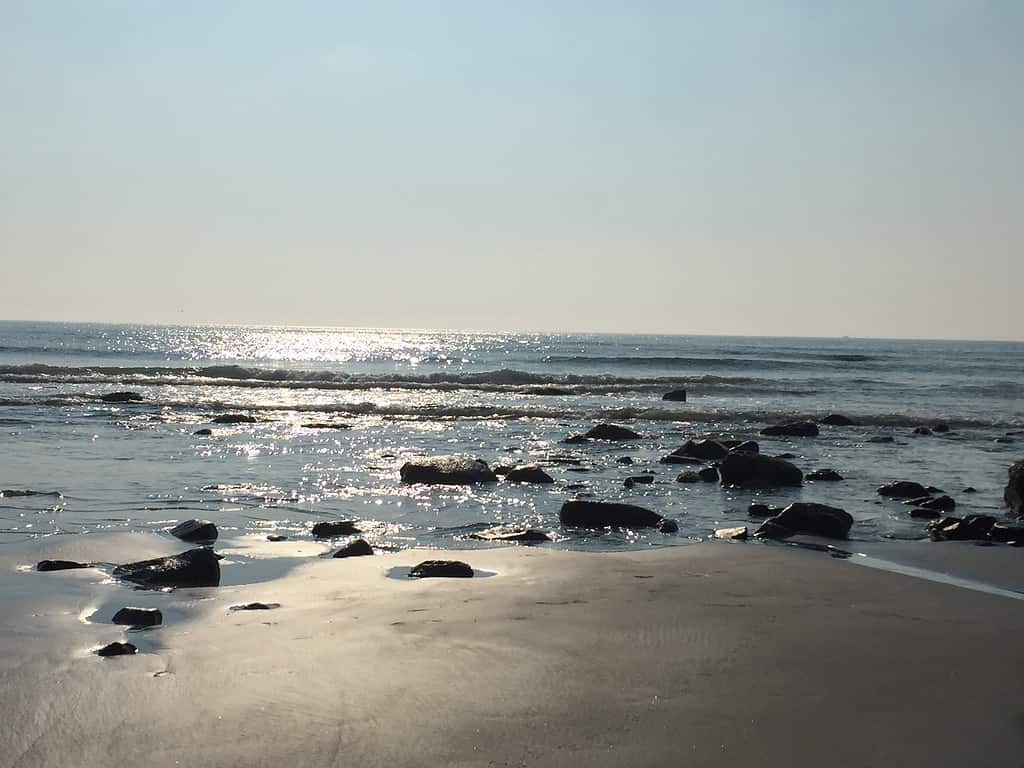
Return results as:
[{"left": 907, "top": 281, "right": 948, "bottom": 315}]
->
[
  {"left": 97, "top": 642, "right": 137, "bottom": 657},
  {"left": 37, "top": 559, "right": 90, "bottom": 572},
  {"left": 399, "top": 455, "right": 497, "bottom": 485},
  {"left": 1005, "top": 461, "right": 1024, "bottom": 518},
  {"left": 2, "top": 489, "right": 60, "bottom": 498},
  {"left": 113, "top": 548, "right": 221, "bottom": 589},
  {"left": 714, "top": 526, "right": 748, "bottom": 540},
  {"left": 169, "top": 519, "right": 218, "bottom": 543},
  {"left": 933, "top": 423, "right": 951, "bottom": 433},
  {"left": 112, "top": 607, "right": 162, "bottom": 627},
  {"left": 409, "top": 560, "right": 474, "bottom": 578},
  {"left": 470, "top": 526, "right": 551, "bottom": 543},
  {"left": 755, "top": 503, "right": 854, "bottom": 540},
  {"left": 312, "top": 520, "right": 361, "bottom": 538},
  {"left": 193, "top": 428, "right": 213, "bottom": 436},
  {"left": 617, "top": 456, "right": 635, "bottom": 465},
  {"left": 748, "top": 503, "right": 785, "bottom": 518},
  {"left": 530, "top": 386, "right": 573, "bottom": 396},
  {"left": 211, "top": 414, "right": 257, "bottom": 424},
  {"left": 760, "top": 422, "right": 819, "bottom": 437},
  {"left": 559, "top": 499, "right": 675, "bottom": 531},
  {"left": 806, "top": 468, "right": 843, "bottom": 482},
  {"left": 582, "top": 424, "right": 642, "bottom": 441},
  {"left": 332, "top": 539, "right": 373, "bottom": 558},
  {"left": 718, "top": 452, "right": 802, "bottom": 488},
  {"left": 662, "top": 389, "right": 688, "bottom": 402},
  {"left": 100, "top": 392, "right": 144, "bottom": 403},
  {"left": 909, "top": 508, "right": 942, "bottom": 520},
  {"left": 624, "top": 475, "right": 654, "bottom": 487},
  {"left": 504, "top": 465, "right": 555, "bottom": 484},
  {"left": 821, "top": 414, "right": 856, "bottom": 426},
  {"left": 877, "top": 481, "right": 930, "bottom": 498},
  {"left": 912, "top": 495, "right": 956, "bottom": 512},
  {"left": 867, "top": 435, "right": 895, "bottom": 444},
  {"left": 912, "top": 426, "right": 932, "bottom": 436}
]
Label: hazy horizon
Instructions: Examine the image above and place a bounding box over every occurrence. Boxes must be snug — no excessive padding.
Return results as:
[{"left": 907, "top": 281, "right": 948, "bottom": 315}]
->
[{"left": 3, "top": 1, "right": 1022, "bottom": 341}]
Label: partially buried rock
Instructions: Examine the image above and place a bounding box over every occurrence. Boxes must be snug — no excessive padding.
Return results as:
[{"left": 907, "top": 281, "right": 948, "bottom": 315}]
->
[
  {"left": 101, "top": 391, "right": 144, "bottom": 403},
  {"left": 877, "top": 481, "right": 930, "bottom": 498},
  {"left": 760, "top": 422, "right": 819, "bottom": 437},
  {"left": 400, "top": 455, "right": 497, "bottom": 485},
  {"left": 211, "top": 414, "right": 257, "bottom": 424},
  {"left": 755, "top": 503, "right": 854, "bottom": 540},
  {"left": 807, "top": 468, "right": 843, "bottom": 482},
  {"left": 559, "top": 499, "right": 675, "bottom": 531},
  {"left": 617, "top": 456, "right": 634, "bottom": 465},
  {"left": 113, "top": 548, "right": 221, "bottom": 589},
  {"left": 470, "top": 526, "right": 551, "bottom": 543},
  {"left": 661, "top": 389, "right": 687, "bottom": 402},
  {"left": 332, "top": 539, "right": 373, "bottom": 558},
  {"left": 718, "top": 452, "right": 802, "bottom": 488},
  {"left": 821, "top": 414, "right": 856, "bottom": 426},
  {"left": 698, "top": 466, "right": 719, "bottom": 482},
  {"left": 312, "top": 520, "right": 360, "bottom": 538},
  {"left": 409, "top": 560, "right": 474, "bottom": 578},
  {"left": 504, "top": 465, "right": 555, "bottom": 484},
  {"left": 582, "top": 423, "right": 642, "bottom": 441},
  {"left": 624, "top": 475, "right": 654, "bottom": 487},
  {"left": 963, "top": 487, "right": 977, "bottom": 494},
  {"left": 714, "top": 526, "right": 748, "bottom": 541},
  {"left": 97, "top": 642, "right": 137, "bottom": 657},
  {"left": 169, "top": 519, "right": 218, "bottom": 543},
  {"left": 1005, "top": 460, "right": 1024, "bottom": 518},
  {"left": 193, "top": 428, "right": 213, "bottom": 436},
  {"left": 37, "top": 559, "right": 90, "bottom": 572},
  {"left": 112, "top": 607, "right": 162, "bottom": 627},
  {"left": 676, "top": 471, "right": 700, "bottom": 483}
]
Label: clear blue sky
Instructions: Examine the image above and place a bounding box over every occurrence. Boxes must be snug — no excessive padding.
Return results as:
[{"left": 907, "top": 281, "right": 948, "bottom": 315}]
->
[{"left": 2, "top": 1, "right": 1021, "bottom": 339}]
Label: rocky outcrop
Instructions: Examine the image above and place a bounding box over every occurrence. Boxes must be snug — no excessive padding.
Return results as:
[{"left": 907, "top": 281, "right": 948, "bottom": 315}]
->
[
  {"left": 582, "top": 424, "right": 642, "bottom": 441},
  {"left": 113, "top": 548, "right": 221, "bottom": 589},
  {"left": 100, "top": 392, "right": 144, "bottom": 403},
  {"left": 409, "top": 560, "right": 474, "bottom": 578},
  {"left": 469, "top": 526, "right": 551, "bottom": 543},
  {"left": 211, "top": 414, "right": 257, "bottom": 424},
  {"left": 821, "top": 414, "right": 856, "bottom": 426},
  {"left": 504, "top": 465, "right": 555, "bottom": 484},
  {"left": 661, "top": 389, "right": 687, "bottom": 402},
  {"left": 806, "top": 469, "right": 843, "bottom": 482},
  {"left": 1005, "top": 461, "right": 1024, "bottom": 518},
  {"left": 332, "top": 539, "right": 373, "bottom": 558},
  {"left": 112, "top": 607, "right": 162, "bottom": 627},
  {"left": 169, "top": 519, "right": 218, "bottom": 543},
  {"left": 267, "top": 534, "right": 288, "bottom": 542},
  {"left": 755, "top": 503, "right": 853, "bottom": 540},
  {"left": 718, "top": 452, "right": 802, "bottom": 488},
  {"left": 877, "top": 481, "right": 930, "bottom": 498},
  {"left": 988, "top": 522, "right": 1024, "bottom": 544},
  {"left": 36, "top": 560, "right": 90, "bottom": 572},
  {"left": 760, "top": 422, "right": 819, "bottom": 437},
  {"left": 559, "top": 500, "right": 676, "bottom": 532},
  {"left": 312, "top": 520, "right": 361, "bottom": 538},
  {"left": 399, "top": 456, "right": 497, "bottom": 485},
  {"left": 97, "top": 642, "right": 137, "bottom": 657}
]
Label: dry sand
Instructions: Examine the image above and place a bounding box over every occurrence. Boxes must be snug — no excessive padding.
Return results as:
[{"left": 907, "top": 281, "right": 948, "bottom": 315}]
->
[{"left": 2, "top": 535, "right": 1023, "bottom": 767}]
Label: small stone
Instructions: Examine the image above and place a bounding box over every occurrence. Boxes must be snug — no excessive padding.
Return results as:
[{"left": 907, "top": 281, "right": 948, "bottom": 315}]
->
[
  {"left": 400, "top": 456, "right": 497, "bottom": 485},
  {"left": 113, "top": 548, "right": 221, "bottom": 589},
  {"left": 582, "top": 424, "right": 642, "bottom": 441},
  {"left": 962, "top": 487, "right": 977, "bottom": 494},
  {"left": 714, "top": 526, "right": 748, "bottom": 540},
  {"left": 470, "top": 527, "right": 551, "bottom": 543},
  {"left": 867, "top": 435, "right": 895, "bottom": 443},
  {"left": 877, "top": 481, "right": 930, "bottom": 498},
  {"left": 112, "top": 607, "right": 162, "bottom": 627},
  {"left": 212, "top": 414, "right": 257, "bottom": 424},
  {"left": 100, "top": 392, "right": 144, "bottom": 403},
  {"left": 821, "top": 414, "right": 856, "bottom": 426},
  {"left": 913, "top": 426, "right": 932, "bottom": 435},
  {"left": 760, "top": 422, "right": 819, "bottom": 437},
  {"left": 504, "top": 465, "right": 555, "bottom": 484},
  {"left": 301, "top": 422, "right": 352, "bottom": 430},
  {"left": 909, "top": 508, "right": 941, "bottom": 520},
  {"left": 409, "top": 560, "right": 474, "bottom": 578},
  {"left": 97, "top": 642, "right": 137, "bottom": 657},
  {"left": 617, "top": 457, "right": 635, "bottom": 465}
]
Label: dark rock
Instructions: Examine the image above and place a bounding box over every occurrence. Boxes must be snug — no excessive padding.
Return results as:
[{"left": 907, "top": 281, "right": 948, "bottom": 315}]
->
[
  {"left": 877, "top": 481, "right": 930, "bottom": 498},
  {"left": 169, "top": 519, "right": 218, "bottom": 543},
  {"left": 760, "top": 422, "right": 819, "bottom": 437},
  {"left": 718, "top": 452, "right": 802, "bottom": 488},
  {"left": 995, "top": 437, "right": 1015, "bottom": 444},
  {"left": 661, "top": 389, "right": 688, "bottom": 402},
  {"left": 492, "top": 465, "right": 513, "bottom": 476},
  {"left": 100, "top": 392, "right": 144, "bottom": 403},
  {"left": 755, "top": 503, "right": 853, "bottom": 540},
  {"left": 332, "top": 539, "right": 373, "bottom": 558},
  {"left": 909, "top": 508, "right": 942, "bottom": 520},
  {"left": 267, "top": 534, "right": 288, "bottom": 542},
  {"left": 902, "top": 496, "right": 934, "bottom": 507},
  {"left": 775, "top": 453, "right": 797, "bottom": 459},
  {"left": 37, "top": 559, "right": 90, "bottom": 572},
  {"left": 112, "top": 607, "right": 162, "bottom": 627},
  {"left": 989, "top": 522, "right": 1024, "bottom": 544},
  {"left": 544, "top": 455, "right": 583, "bottom": 466},
  {"left": 211, "top": 414, "right": 257, "bottom": 424},
  {"left": 730, "top": 440, "right": 759, "bottom": 453},
  {"left": 113, "top": 548, "right": 221, "bottom": 589},
  {"left": 97, "top": 642, "right": 137, "bottom": 657},
  {"left": 926, "top": 486, "right": 945, "bottom": 494},
  {"left": 504, "top": 465, "right": 555, "bottom": 484},
  {"left": 312, "top": 520, "right": 361, "bottom": 538},
  {"left": 565, "top": 467, "right": 591, "bottom": 473},
  {"left": 933, "top": 423, "right": 950, "bottom": 433},
  {"left": 617, "top": 456, "right": 634, "bottom": 465},
  {"left": 916, "top": 495, "right": 956, "bottom": 512},
  {"left": 928, "top": 515, "right": 997, "bottom": 542},
  {"left": 714, "top": 526, "right": 748, "bottom": 540},
  {"left": 821, "top": 414, "right": 856, "bottom": 426},
  {"left": 963, "top": 487, "right": 977, "bottom": 494},
  {"left": 748, "top": 503, "right": 784, "bottom": 518},
  {"left": 867, "top": 435, "right": 895, "bottom": 443},
  {"left": 399, "top": 456, "right": 497, "bottom": 485},
  {"left": 230, "top": 602, "right": 279, "bottom": 611},
  {"left": 658, "top": 518, "right": 679, "bottom": 533},
  {"left": 659, "top": 453, "right": 702, "bottom": 465},
  {"left": 624, "top": 475, "right": 654, "bottom": 487},
  {"left": 583, "top": 424, "right": 642, "bottom": 441},
  {"left": 193, "top": 428, "right": 213, "bottom": 436},
  {"left": 469, "top": 526, "right": 551, "bottom": 543},
  {"left": 559, "top": 500, "right": 668, "bottom": 529},
  {"left": 565, "top": 482, "right": 588, "bottom": 490},
  {"left": 530, "top": 387, "right": 573, "bottom": 396},
  {"left": 912, "top": 426, "right": 932, "bottom": 435},
  {"left": 409, "top": 560, "right": 474, "bottom": 578},
  {"left": 2, "top": 489, "right": 60, "bottom": 498},
  {"left": 562, "top": 435, "right": 590, "bottom": 445},
  {"left": 301, "top": 422, "right": 351, "bottom": 429},
  {"left": 1005, "top": 461, "right": 1024, "bottom": 518},
  {"left": 698, "top": 467, "right": 719, "bottom": 482},
  {"left": 806, "top": 469, "right": 843, "bottom": 482},
  {"left": 676, "top": 471, "right": 700, "bottom": 483},
  {"left": 678, "top": 439, "right": 730, "bottom": 461}
]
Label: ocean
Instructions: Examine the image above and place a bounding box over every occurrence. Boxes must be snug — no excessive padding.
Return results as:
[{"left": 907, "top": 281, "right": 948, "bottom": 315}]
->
[{"left": 1, "top": 321, "right": 1021, "bottom": 572}]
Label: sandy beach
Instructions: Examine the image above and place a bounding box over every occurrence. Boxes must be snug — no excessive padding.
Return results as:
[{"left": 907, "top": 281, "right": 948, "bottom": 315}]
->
[{"left": 3, "top": 535, "right": 1023, "bottom": 768}]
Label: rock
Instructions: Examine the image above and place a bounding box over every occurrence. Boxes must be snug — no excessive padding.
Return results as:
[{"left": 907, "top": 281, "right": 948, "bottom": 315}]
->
[
  {"left": 113, "top": 548, "right": 221, "bottom": 589},
  {"left": 193, "top": 428, "right": 213, "bottom": 436},
  {"left": 909, "top": 508, "right": 942, "bottom": 520},
  {"left": 988, "top": 522, "right": 1024, "bottom": 544},
  {"left": 913, "top": 426, "right": 932, "bottom": 435},
  {"left": 617, "top": 457, "right": 634, "bottom": 465},
  {"left": 211, "top": 414, "right": 257, "bottom": 424},
  {"left": 963, "top": 487, "right": 977, "bottom": 494},
  {"left": 168, "top": 519, "right": 218, "bottom": 543},
  {"left": 678, "top": 439, "right": 730, "bottom": 461},
  {"left": 926, "top": 486, "right": 946, "bottom": 494},
  {"left": 914, "top": 495, "right": 956, "bottom": 512},
  {"left": 698, "top": 466, "right": 719, "bottom": 482},
  {"left": 933, "top": 423, "right": 950, "bottom": 433},
  {"left": 101, "top": 391, "right": 144, "bottom": 403},
  {"left": 662, "top": 389, "right": 688, "bottom": 402},
  {"left": 492, "top": 465, "right": 513, "bottom": 476},
  {"left": 504, "top": 465, "right": 555, "bottom": 484},
  {"left": 748, "top": 503, "right": 784, "bottom": 518},
  {"left": 312, "top": 520, "right": 361, "bottom": 538},
  {"left": 332, "top": 539, "right": 373, "bottom": 558},
  {"left": 409, "top": 560, "right": 474, "bottom": 578},
  {"left": 658, "top": 518, "right": 679, "bottom": 533},
  {"left": 867, "top": 435, "right": 895, "bottom": 443},
  {"left": 995, "top": 437, "right": 1015, "bottom": 444},
  {"left": 36, "top": 559, "right": 90, "bottom": 572},
  {"left": 760, "top": 422, "right": 819, "bottom": 437},
  {"left": 267, "top": 534, "right": 288, "bottom": 542},
  {"left": 775, "top": 453, "right": 797, "bottom": 459},
  {"left": 112, "top": 607, "right": 162, "bottom": 627},
  {"left": 582, "top": 424, "right": 642, "bottom": 441},
  {"left": 877, "top": 481, "right": 930, "bottom": 498},
  {"left": 676, "top": 471, "right": 700, "bottom": 483},
  {"left": 301, "top": 422, "right": 351, "bottom": 429},
  {"left": 97, "top": 642, "right": 137, "bottom": 657},
  {"left": 821, "top": 414, "right": 856, "bottom": 426},
  {"left": 400, "top": 456, "right": 497, "bottom": 485},
  {"left": 565, "top": 482, "right": 588, "bottom": 490},
  {"left": 562, "top": 435, "right": 590, "bottom": 445},
  {"left": 1005, "top": 461, "right": 1024, "bottom": 518},
  {"left": 714, "top": 526, "right": 748, "bottom": 540},
  {"left": 718, "top": 452, "right": 802, "bottom": 488},
  {"left": 2, "top": 489, "right": 60, "bottom": 498},
  {"left": 469, "top": 526, "right": 551, "bottom": 543},
  {"left": 531, "top": 386, "right": 573, "bottom": 396},
  {"left": 928, "top": 515, "right": 997, "bottom": 542},
  {"left": 559, "top": 500, "right": 672, "bottom": 530},
  {"left": 659, "top": 453, "right": 702, "bottom": 465},
  {"left": 624, "top": 475, "right": 654, "bottom": 487},
  {"left": 230, "top": 602, "right": 279, "bottom": 611},
  {"left": 755, "top": 503, "right": 853, "bottom": 540},
  {"left": 730, "top": 440, "right": 759, "bottom": 453},
  {"left": 806, "top": 469, "right": 843, "bottom": 482}
]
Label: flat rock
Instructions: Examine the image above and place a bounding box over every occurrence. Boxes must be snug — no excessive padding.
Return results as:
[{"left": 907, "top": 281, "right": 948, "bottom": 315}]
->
[
  {"left": 169, "top": 519, "right": 218, "bottom": 543},
  {"left": 112, "top": 607, "right": 162, "bottom": 627},
  {"left": 559, "top": 499, "right": 674, "bottom": 531},
  {"left": 100, "top": 392, "right": 144, "bottom": 403},
  {"left": 97, "top": 642, "right": 137, "bottom": 657},
  {"left": 469, "top": 526, "right": 551, "bottom": 543},
  {"left": 714, "top": 526, "right": 748, "bottom": 540},
  {"left": 211, "top": 414, "right": 257, "bottom": 424},
  {"left": 37, "top": 559, "right": 90, "bottom": 572},
  {"left": 582, "top": 424, "right": 642, "bottom": 441},
  {"left": 821, "top": 414, "right": 856, "bottom": 426},
  {"left": 1006, "top": 460, "right": 1024, "bottom": 518},
  {"left": 661, "top": 389, "right": 688, "bottom": 402},
  {"left": 332, "top": 539, "right": 373, "bottom": 558},
  {"left": 718, "top": 452, "right": 802, "bottom": 488},
  {"left": 400, "top": 455, "right": 497, "bottom": 485},
  {"left": 878, "top": 481, "right": 930, "bottom": 498},
  {"left": 113, "top": 548, "right": 221, "bottom": 589},
  {"left": 756, "top": 503, "right": 853, "bottom": 540},
  {"left": 760, "top": 422, "right": 819, "bottom": 437},
  {"left": 659, "top": 453, "right": 702, "bottom": 465},
  {"left": 2, "top": 489, "right": 60, "bottom": 498},
  {"left": 504, "top": 465, "right": 555, "bottom": 484},
  {"left": 409, "top": 560, "right": 474, "bottom": 578},
  {"left": 730, "top": 440, "right": 760, "bottom": 453},
  {"left": 915, "top": 495, "right": 956, "bottom": 512},
  {"left": 312, "top": 520, "right": 361, "bottom": 538},
  {"left": 807, "top": 468, "right": 843, "bottom": 482}
]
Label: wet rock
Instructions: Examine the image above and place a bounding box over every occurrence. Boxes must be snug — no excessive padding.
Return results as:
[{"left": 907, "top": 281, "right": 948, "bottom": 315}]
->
[
  {"left": 928, "top": 515, "right": 997, "bottom": 542},
  {"left": 2, "top": 489, "right": 60, "bottom": 498},
  {"left": 617, "top": 456, "right": 634, "bottom": 465},
  {"left": 37, "top": 559, "right": 90, "bottom": 572},
  {"left": 97, "top": 642, "right": 137, "bottom": 657},
  {"left": 658, "top": 518, "right": 679, "bottom": 533},
  {"left": 662, "top": 389, "right": 688, "bottom": 402},
  {"left": 492, "top": 465, "right": 514, "bottom": 476},
  {"left": 909, "top": 508, "right": 942, "bottom": 520},
  {"left": 775, "top": 452, "right": 797, "bottom": 459},
  {"left": 332, "top": 539, "right": 373, "bottom": 558},
  {"left": 676, "top": 471, "right": 700, "bottom": 483},
  {"left": 312, "top": 520, "right": 361, "bottom": 538},
  {"left": 877, "top": 481, "right": 930, "bottom": 498},
  {"left": 714, "top": 526, "right": 748, "bottom": 540},
  {"left": 624, "top": 475, "right": 654, "bottom": 487},
  {"left": 995, "top": 437, "right": 1015, "bottom": 444},
  {"left": 530, "top": 386, "right": 573, "bottom": 396},
  {"left": 504, "top": 465, "right": 555, "bottom": 484},
  {"left": 113, "top": 548, "right": 221, "bottom": 589},
  {"left": 755, "top": 503, "right": 853, "bottom": 540},
  {"left": 933, "top": 423, "right": 950, "bottom": 433},
  {"left": 748, "top": 503, "right": 784, "bottom": 518},
  {"left": 400, "top": 456, "right": 497, "bottom": 485},
  {"left": 679, "top": 439, "right": 730, "bottom": 461},
  {"left": 565, "top": 482, "right": 588, "bottom": 490},
  {"left": 912, "top": 426, "right": 932, "bottom": 436},
  {"left": 100, "top": 392, "right": 144, "bottom": 403},
  {"left": 211, "top": 414, "right": 257, "bottom": 424},
  {"left": 821, "top": 414, "right": 856, "bottom": 426},
  {"left": 760, "top": 422, "right": 819, "bottom": 437},
  {"left": 112, "top": 607, "right": 162, "bottom": 627},
  {"left": 963, "top": 487, "right": 977, "bottom": 494},
  {"left": 659, "top": 453, "right": 703, "bottom": 465},
  {"left": 193, "top": 428, "right": 213, "bottom": 436},
  {"left": 698, "top": 466, "right": 719, "bottom": 482},
  {"left": 914, "top": 495, "right": 956, "bottom": 512},
  {"left": 926, "top": 486, "right": 945, "bottom": 494},
  {"left": 559, "top": 499, "right": 672, "bottom": 530},
  {"left": 230, "top": 602, "right": 279, "bottom": 611},
  {"left": 409, "top": 560, "right": 474, "bottom": 578},
  {"left": 806, "top": 469, "right": 843, "bottom": 482},
  {"left": 730, "top": 440, "right": 759, "bottom": 453},
  {"left": 562, "top": 435, "right": 590, "bottom": 445},
  {"left": 988, "top": 522, "right": 1024, "bottom": 544},
  {"left": 169, "top": 519, "right": 218, "bottom": 543},
  {"left": 469, "top": 526, "right": 551, "bottom": 543},
  {"left": 267, "top": 534, "right": 288, "bottom": 542},
  {"left": 718, "top": 452, "right": 802, "bottom": 488},
  {"left": 583, "top": 424, "right": 642, "bottom": 441},
  {"left": 867, "top": 435, "right": 895, "bottom": 443},
  {"left": 301, "top": 422, "right": 351, "bottom": 429},
  {"left": 1006, "top": 461, "right": 1024, "bottom": 518}
]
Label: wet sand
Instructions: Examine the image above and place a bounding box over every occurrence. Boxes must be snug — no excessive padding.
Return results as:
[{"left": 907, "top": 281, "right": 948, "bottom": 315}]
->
[{"left": 2, "top": 536, "right": 1024, "bottom": 767}]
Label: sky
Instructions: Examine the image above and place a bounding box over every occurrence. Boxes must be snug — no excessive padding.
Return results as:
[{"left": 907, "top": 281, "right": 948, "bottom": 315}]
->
[{"left": 1, "top": 1, "right": 1021, "bottom": 340}]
